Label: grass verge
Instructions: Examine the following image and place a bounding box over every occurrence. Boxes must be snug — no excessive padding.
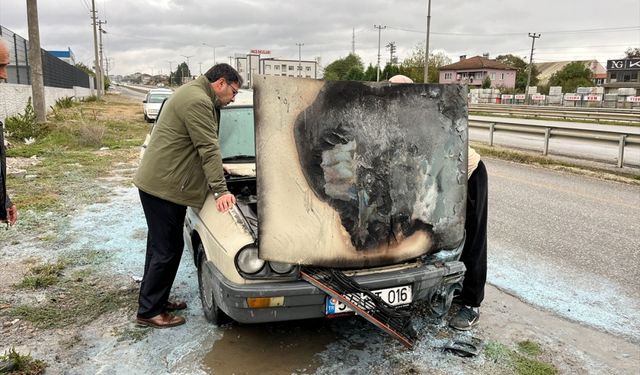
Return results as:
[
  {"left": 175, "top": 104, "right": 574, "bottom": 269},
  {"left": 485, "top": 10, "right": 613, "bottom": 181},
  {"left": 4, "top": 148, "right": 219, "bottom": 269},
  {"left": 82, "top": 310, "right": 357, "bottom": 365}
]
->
[
  {"left": 0, "top": 347, "right": 47, "bottom": 375},
  {"left": 5, "top": 275, "right": 137, "bottom": 329},
  {"left": 15, "top": 260, "right": 66, "bottom": 289},
  {"left": 485, "top": 341, "right": 557, "bottom": 375}
]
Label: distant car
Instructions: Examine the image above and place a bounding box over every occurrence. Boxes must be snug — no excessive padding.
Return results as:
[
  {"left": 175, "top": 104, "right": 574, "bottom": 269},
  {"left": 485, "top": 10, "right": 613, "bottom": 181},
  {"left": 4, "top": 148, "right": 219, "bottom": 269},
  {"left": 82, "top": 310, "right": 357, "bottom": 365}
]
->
[{"left": 143, "top": 88, "right": 172, "bottom": 122}]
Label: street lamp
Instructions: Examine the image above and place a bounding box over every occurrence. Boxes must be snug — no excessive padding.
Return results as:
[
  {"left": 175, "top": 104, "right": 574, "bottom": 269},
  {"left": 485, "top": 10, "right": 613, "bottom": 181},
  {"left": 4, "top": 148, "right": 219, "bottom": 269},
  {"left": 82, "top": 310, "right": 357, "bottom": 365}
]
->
[
  {"left": 296, "top": 42, "right": 304, "bottom": 77},
  {"left": 202, "top": 43, "right": 225, "bottom": 65}
]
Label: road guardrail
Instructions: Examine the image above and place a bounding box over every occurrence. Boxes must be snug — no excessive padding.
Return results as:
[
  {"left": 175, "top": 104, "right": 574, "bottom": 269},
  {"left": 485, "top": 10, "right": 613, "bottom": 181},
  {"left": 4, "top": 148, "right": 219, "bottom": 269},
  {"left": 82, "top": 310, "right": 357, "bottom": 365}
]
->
[
  {"left": 470, "top": 104, "right": 640, "bottom": 124},
  {"left": 469, "top": 116, "right": 640, "bottom": 168}
]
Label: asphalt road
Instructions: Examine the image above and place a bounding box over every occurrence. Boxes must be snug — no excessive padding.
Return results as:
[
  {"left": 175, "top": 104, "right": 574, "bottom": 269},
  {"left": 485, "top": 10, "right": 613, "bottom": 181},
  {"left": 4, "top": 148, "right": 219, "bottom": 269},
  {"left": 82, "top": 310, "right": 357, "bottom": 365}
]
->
[{"left": 484, "top": 157, "right": 640, "bottom": 340}]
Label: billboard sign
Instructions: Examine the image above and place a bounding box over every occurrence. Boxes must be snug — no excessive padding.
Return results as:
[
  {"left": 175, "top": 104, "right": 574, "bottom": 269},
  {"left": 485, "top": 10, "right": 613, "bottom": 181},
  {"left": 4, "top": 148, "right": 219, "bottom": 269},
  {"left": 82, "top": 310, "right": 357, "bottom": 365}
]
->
[
  {"left": 564, "top": 95, "right": 581, "bottom": 101},
  {"left": 627, "top": 96, "right": 640, "bottom": 103},
  {"left": 501, "top": 94, "right": 514, "bottom": 100},
  {"left": 549, "top": 86, "right": 563, "bottom": 96},
  {"left": 250, "top": 49, "right": 271, "bottom": 55},
  {"left": 515, "top": 94, "right": 526, "bottom": 100},
  {"left": 607, "top": 59, "right": 640, "bottom": 71},
  {"left": 531, "top": 94, "right": 546, "bottom": 101},
  {"left": 585, "top": 95, "right": 602, "bottom": 102}
]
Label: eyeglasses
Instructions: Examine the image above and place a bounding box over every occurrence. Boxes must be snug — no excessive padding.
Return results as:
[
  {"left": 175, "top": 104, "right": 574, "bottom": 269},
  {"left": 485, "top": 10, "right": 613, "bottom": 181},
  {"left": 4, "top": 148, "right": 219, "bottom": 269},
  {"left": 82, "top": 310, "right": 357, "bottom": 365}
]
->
[{"left": 226, "top": 81, "right": 239, "bottom": 96}]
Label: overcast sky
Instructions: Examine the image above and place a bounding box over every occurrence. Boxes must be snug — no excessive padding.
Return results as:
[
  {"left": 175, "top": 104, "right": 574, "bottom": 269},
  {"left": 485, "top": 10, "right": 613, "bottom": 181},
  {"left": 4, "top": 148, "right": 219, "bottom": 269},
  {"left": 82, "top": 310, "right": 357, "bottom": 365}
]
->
[{"left": 1, "top": 0, "right": 639, "bottom": 76}]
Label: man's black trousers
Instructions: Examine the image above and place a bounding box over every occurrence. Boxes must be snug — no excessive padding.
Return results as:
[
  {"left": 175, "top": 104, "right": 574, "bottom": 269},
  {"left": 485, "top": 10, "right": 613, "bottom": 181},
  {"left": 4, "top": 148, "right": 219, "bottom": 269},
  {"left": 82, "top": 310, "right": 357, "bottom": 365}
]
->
[
  {"left": 459, "top": 160, "right": 488, "bottom": 308},
  {"left": 137, "top": 189, "right": 187, "bottom": 318}
]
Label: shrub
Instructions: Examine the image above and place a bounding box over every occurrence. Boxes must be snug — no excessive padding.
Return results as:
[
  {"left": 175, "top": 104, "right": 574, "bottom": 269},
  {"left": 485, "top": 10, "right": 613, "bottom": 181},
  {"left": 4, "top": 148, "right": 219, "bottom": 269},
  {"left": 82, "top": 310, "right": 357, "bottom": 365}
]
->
[
  {"left": 77, "top": 124, "right": 106, "bottom": 147},
  {"left": 4, "top": 97, "right": 48, "bottom": 141},
  {"left": 55, "top": 96, "right": 76, "bottom": 109}
]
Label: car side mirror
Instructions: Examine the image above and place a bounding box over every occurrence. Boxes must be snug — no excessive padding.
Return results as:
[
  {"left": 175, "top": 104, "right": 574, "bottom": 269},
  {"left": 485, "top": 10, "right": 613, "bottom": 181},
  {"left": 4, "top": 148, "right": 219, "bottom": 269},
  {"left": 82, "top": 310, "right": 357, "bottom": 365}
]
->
[{"left": 142, "top": 99, "right": 147, "bottom": 103}]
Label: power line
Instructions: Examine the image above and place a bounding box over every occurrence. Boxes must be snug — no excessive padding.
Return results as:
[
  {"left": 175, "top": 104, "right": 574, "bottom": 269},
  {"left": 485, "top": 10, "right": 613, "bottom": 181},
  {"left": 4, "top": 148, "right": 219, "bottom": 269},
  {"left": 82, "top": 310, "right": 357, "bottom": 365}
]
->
[
  {"left": 386, "top": 25, "right": 640, "bottom": 37},
  {"left": 80, "top": 0, "right": 90, "bottom": 12}
]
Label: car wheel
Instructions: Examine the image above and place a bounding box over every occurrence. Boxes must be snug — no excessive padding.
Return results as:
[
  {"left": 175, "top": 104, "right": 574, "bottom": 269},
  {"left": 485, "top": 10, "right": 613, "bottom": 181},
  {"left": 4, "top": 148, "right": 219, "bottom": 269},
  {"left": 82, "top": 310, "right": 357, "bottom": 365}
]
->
[
  {"left": 144, "top": 114, "right": 152, "bottom": 123},
  {"left": 197, "top": 244, "right": 231, "bottom": 325}
]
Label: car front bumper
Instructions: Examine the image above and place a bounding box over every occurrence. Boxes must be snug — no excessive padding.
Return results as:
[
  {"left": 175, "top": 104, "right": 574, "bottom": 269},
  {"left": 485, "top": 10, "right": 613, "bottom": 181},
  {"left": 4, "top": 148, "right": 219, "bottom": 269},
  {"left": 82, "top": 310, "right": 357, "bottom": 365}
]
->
[{"left": 207, "top": 260, "right": 466, "bottom": 323}]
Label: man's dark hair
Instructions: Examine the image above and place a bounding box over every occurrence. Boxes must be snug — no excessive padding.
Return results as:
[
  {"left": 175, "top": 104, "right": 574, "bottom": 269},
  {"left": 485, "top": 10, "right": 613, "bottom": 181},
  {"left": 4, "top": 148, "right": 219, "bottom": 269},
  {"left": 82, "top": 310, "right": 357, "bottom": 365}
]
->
[{"left": 204, "top": 63, "right": 243, "bottom": 86}]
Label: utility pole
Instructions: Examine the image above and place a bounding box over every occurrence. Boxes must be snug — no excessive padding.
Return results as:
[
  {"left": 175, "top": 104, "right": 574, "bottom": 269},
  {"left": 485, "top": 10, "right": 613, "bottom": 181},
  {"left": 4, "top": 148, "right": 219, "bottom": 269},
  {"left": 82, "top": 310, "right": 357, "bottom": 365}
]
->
[
  {"left": 386, "top": 41, "right": 396, "bottom": 66},
  {"left": 98, "top": 19, "right": 107, "bottom": 95},
  {"left": 525, "top": 32, "right": 541, "bottom": 104},
  {"left": 90, "top": 0, "right": 101, "bottom": 99},
  {"left": 228, "top": 56, "right": 234, "bottom": 66},
  {"left": 424, "top": 0, "right": 432, "bottom": 83},
  {"left": 167, "top": 60, "right": 173, "bottom": 85},
  {"left": 296, "top": 42, "right": 304, "bottom": 77},
  {"left": 198, "top": 62, "right": 202, "bottom": 75},
  {"left": 352, "top": 28, "right": 355, "bottom": 55},
  {"left": 26, "top": 0, "right": 46, "bottom": 123},
  {"left": 374, "top": 24, "right": 386, "bottom": 82}
]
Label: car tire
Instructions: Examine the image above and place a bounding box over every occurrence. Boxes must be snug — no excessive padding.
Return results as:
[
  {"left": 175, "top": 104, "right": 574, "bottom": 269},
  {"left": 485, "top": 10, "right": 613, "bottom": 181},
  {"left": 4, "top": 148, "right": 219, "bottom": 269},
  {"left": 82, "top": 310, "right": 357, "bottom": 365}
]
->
[
  {"left": 144, "top": 113, "right": 152, "bottom": 123},
  {"left": 197, "top": 244, "right": 231, "bottom": 325}
]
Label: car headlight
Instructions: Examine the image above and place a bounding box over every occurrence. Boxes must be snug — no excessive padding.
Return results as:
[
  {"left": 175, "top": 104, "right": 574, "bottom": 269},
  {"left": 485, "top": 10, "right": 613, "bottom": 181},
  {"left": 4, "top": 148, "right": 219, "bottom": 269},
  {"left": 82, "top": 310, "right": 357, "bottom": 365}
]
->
[
  {"left": 269, "top": 261, "right": 294, "bottom": 274},
  {"left": 236, "top": 246, "right": 265, "bottom": 274}
]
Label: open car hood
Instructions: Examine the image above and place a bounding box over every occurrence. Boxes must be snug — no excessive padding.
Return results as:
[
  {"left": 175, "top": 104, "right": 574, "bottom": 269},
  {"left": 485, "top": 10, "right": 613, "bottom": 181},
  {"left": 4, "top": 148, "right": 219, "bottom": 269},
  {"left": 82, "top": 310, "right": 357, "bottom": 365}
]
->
[{"left": 254, "top": 76, "right": 468, "bottom": 268}]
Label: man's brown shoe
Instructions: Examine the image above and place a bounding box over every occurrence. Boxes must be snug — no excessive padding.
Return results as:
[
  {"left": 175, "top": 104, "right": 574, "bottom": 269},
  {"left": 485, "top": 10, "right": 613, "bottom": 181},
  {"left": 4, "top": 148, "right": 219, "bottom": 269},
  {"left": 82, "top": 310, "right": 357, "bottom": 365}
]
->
[
  {"left": 136, "top": 312, "right": 185, "bottom": 328},
  {"left": 164, "top": 300, "right": 187, "bottom": 311}
]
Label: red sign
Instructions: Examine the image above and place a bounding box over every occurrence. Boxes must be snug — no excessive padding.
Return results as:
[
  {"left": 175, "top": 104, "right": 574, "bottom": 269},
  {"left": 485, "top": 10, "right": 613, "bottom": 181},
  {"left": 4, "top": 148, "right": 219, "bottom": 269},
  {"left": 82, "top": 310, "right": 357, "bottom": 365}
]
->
[
  {"left": 627, "top": 96, "right": 640, "bottom": 102},
  {"left": 585, "top": 95, "right": 602, "bottom": 101},
  {"left": 564, "top": 95, "right": 581, "bottom": 101},
  {"left": 250, "top": 49, "right": 271, "bottom": 55}
]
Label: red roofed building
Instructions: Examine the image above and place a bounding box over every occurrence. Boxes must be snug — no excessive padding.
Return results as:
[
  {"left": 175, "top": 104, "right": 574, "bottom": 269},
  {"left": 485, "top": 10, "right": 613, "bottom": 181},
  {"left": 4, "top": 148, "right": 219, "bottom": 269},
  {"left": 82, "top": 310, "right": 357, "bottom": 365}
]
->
[{"left": 439, "top": 54, "right": 517, "bottom": 89}]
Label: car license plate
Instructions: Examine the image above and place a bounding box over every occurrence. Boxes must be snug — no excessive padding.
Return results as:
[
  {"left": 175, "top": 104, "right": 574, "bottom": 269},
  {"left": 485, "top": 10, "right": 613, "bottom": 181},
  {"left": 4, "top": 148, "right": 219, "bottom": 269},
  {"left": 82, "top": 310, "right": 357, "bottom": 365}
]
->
[{"left": 325, "top": 285, "right": 412, "bottom": 315}]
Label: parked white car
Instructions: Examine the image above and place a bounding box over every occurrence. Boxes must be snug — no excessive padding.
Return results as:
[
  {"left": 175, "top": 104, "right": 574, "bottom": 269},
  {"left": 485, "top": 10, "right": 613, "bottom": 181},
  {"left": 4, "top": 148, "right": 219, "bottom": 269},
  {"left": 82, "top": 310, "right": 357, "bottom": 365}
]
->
[
  {"left": 183, "top": 80, "right": 467, "bottom": 326},
  {"left": 142, "top": 88, "right": 172, "bottom": 122}
]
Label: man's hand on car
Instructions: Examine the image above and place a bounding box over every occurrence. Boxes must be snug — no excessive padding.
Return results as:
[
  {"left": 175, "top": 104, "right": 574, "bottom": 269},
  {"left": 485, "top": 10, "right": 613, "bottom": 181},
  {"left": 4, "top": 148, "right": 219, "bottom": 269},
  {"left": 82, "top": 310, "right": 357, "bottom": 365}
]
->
[{"left": 216, "top": 193, "right": 236, "bottom": 213}]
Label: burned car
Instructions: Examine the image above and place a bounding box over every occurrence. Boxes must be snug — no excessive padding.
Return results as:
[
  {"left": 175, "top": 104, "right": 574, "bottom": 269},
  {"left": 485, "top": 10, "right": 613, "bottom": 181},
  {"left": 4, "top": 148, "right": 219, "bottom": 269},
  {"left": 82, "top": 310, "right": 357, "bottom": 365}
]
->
[{"left": 184, "top": 76, "right": 468, "bottom": 326}]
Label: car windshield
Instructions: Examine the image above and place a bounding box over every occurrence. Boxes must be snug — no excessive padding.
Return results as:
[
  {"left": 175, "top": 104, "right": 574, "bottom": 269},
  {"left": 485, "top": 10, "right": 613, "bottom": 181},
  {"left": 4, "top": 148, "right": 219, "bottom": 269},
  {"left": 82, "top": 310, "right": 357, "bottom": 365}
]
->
[
  {"left": 219, "top": 107, "right": 255, "bottom": 159},
  {"left": 147, "top": 93, "right": 171, "bottom": 103}
]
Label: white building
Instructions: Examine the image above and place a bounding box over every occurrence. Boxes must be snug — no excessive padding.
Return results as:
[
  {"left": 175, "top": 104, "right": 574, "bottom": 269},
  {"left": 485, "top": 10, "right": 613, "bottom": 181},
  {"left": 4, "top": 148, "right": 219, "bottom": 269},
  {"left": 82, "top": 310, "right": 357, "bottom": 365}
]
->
[{"left": 233, "top": 52, "right": 319, "bottom": 88}]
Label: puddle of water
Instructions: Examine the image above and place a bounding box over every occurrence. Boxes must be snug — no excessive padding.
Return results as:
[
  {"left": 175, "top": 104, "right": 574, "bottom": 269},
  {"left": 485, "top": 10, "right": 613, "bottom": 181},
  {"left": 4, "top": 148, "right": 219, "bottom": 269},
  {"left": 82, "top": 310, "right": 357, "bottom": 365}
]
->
[{"left": 203, "top": 320, "right": 336, "bottom": 375}]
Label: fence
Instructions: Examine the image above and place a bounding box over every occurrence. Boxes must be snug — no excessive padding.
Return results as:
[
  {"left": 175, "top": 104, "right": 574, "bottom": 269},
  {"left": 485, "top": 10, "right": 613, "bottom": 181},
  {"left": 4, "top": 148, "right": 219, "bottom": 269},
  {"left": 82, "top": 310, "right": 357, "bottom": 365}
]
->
[{"left": 0, "top": 25, "right": 93, "bottom": 89}]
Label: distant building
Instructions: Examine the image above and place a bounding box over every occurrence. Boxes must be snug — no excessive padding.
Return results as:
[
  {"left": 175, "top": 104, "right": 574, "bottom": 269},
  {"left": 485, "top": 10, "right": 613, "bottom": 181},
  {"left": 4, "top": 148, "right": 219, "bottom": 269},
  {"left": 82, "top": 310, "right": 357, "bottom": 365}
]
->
[
  {"left": 603, "top": 58, "right": 640, "bottom": 94},
  {"left": 438, "top": 55, "right": 517, "bottom": 89},
  {"left": 232, "top": 52, "right": 319, "bottom": 88},
  {"left": 47, "top": 47, "right": 76, "bottom": 65},
  {"left": 535, "top": 60, "right": 607, "bottom": 86}
]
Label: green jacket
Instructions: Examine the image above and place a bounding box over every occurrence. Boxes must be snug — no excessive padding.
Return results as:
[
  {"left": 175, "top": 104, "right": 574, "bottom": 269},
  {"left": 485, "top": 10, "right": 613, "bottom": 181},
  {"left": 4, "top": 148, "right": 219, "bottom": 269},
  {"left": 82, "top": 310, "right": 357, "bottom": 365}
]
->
[{"left": 134, "top": 76, "right": 228, "bottom": 208}]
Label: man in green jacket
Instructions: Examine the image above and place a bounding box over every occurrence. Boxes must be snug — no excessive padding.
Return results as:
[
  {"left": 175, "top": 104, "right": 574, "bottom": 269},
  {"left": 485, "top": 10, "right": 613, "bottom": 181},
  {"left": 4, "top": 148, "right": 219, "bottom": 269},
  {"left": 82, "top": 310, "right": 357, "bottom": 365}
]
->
[{"left": 133, "top": 63, "right": 242, "bottom": 328}]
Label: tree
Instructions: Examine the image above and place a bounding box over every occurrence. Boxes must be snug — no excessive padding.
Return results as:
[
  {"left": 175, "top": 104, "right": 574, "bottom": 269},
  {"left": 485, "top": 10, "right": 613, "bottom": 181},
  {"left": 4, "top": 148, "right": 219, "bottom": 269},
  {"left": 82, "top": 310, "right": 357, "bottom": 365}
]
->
[
  {"left": 323, "top": 53, "right": 364, "bottom": 80},
  {"left": 399, "top": 44, "right": 451, "bottom": 83},
  {"left": 380, "top": 63, "right": 400, "bottom": 81},
  {"left": 363, "top": 64, "right": 377, "bottom": 81},
  {"left": 625, "top": 48, "right": 640, "bottom": 58},
  {"left": 76, "top": 62, "right": 109, "bottom": 91},
  {"left": 548, "top": 61, "right": 593, "bottom": 93},
  {"left": 482, "top": 75, "right": 491, "bottom": 89},
  {"left": 495, "top": 54, "right": 538, "bottom": 93},
  {"left": 172, "top": 62, "right": 190, "bottom": 85},
  {"left": 75, "top": 62, "right": 95, "bottom": 77},
  {"left": 344, "top": 65, "right": 365, "bottom": 81}
]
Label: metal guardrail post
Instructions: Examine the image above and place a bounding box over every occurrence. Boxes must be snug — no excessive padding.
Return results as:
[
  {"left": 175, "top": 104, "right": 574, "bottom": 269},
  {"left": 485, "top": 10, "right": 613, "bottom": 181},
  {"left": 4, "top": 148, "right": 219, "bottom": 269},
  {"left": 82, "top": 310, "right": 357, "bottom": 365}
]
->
[
  {"left": 543, "top": 128, "right": 551, "bottom": 156},
  {"left": 618, "top": 135, "right": 627, "bottom": 168},
  {"left": 489, "top": 123, "right": 495, "bottom": 146}
]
